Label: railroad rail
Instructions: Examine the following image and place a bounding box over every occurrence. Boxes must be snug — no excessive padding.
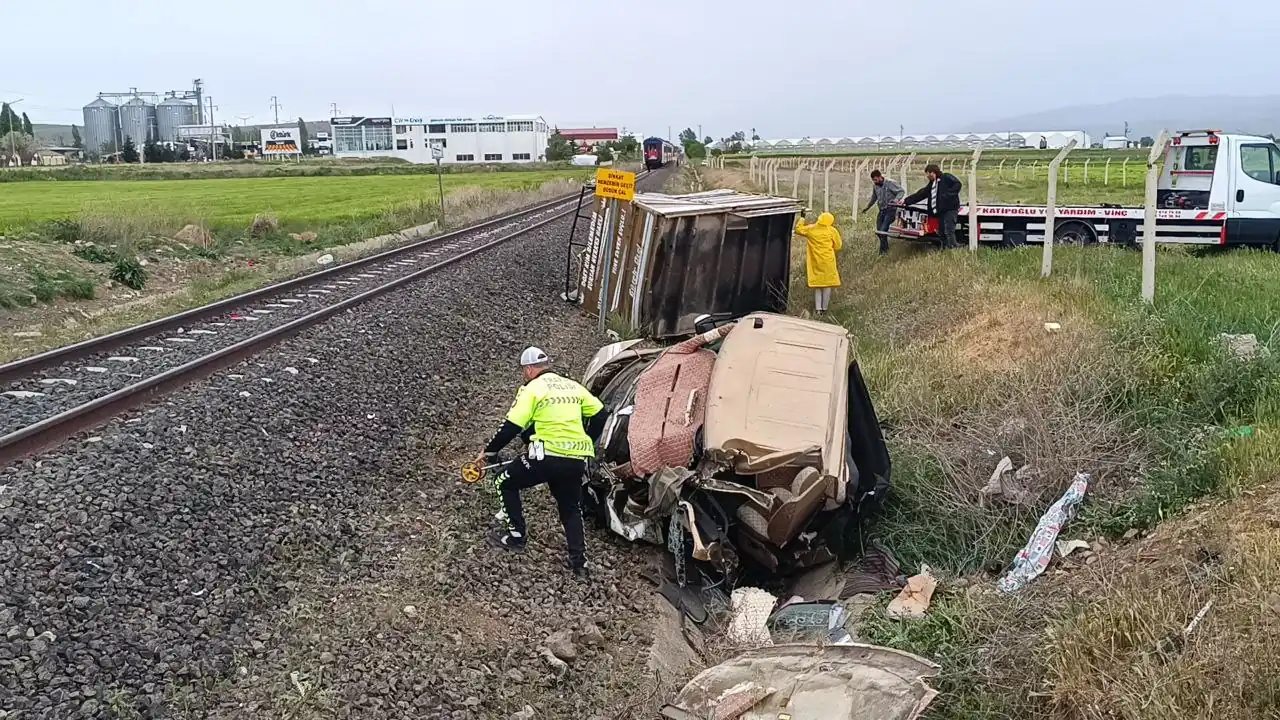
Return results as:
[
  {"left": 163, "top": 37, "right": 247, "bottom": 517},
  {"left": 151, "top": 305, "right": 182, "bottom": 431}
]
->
[{"left": 0, "top": 169, "right": 659, "bottom": 464}]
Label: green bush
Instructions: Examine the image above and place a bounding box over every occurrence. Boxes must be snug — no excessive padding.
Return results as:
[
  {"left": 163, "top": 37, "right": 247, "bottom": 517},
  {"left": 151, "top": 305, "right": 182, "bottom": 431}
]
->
[
  {"left": 73, "top": 244, "right": 118, "bottom": 263},
  {"left": 110, "top": 257, "right": 148, "bottom": 290},
  {"left": 41, "top": 218, "right": 83, "bottom": 243},
  {"left": 28, "top": 268, "right": 95, "bottom": 303}
]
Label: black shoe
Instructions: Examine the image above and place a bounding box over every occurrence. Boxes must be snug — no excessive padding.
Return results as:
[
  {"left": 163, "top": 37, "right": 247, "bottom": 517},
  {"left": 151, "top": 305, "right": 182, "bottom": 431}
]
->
[
  {"left": 487, "top": 529, "right": 526, "bottom": 552},
  {"left": 564, "top": 559, "right": 589, "bottom": 581}
]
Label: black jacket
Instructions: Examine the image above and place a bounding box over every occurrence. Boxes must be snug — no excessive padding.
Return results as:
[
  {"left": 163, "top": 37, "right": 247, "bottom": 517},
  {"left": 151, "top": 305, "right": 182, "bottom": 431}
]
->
[{"left": 903, "top": 173, "right": 962, "bottom": 214}]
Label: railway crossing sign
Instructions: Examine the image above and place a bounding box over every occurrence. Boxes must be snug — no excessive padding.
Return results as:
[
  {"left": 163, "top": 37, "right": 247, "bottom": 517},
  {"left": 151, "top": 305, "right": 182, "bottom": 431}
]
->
[{"left": 594, "top": 169, "right": 636, "bottom": 202}]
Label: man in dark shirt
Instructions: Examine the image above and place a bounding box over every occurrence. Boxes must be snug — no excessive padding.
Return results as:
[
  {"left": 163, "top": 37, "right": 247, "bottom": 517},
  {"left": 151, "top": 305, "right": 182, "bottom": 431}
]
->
[{"left": 902, "top": 163, "right": 963, "bottom": 249}]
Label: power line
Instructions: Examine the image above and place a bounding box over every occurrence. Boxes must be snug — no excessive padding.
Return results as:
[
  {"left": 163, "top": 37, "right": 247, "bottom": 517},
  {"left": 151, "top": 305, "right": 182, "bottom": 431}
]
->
[
  {"left": 269, "top": 96, "right": 282, "bottom": 125},
  {"left": 329, "top": 102, "right": 340, "bottom": 117}
]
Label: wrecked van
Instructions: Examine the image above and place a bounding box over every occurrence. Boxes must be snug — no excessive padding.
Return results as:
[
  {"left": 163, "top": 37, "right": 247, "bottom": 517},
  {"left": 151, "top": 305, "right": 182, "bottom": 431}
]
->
[{"left": 581, "top": 312, "right": 891, "bottom": 585}]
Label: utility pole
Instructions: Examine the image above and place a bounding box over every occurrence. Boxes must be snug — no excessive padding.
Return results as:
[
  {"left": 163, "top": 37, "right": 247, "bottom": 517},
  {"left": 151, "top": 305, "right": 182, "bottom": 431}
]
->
[
  {"left": 330, "top": 102, "right": 340, "bottom": 117},
  {"left": 270, "top": 96, "right": 282, "bottom": 125},
  {"left": 0, "top": 98, "right": 22, "bottom": 167},
  {"left": 206, "top": 97, "right": 218, "bottom": 160}
]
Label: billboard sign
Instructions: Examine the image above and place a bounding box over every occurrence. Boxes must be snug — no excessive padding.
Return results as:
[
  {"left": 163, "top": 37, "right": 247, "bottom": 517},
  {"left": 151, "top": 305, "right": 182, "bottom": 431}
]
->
[
  {"left": 177, "top": 124, "right": 228, "bottom": 140},
  {"left": 261, "top": 127, "right": 302, "bottom": 156}
]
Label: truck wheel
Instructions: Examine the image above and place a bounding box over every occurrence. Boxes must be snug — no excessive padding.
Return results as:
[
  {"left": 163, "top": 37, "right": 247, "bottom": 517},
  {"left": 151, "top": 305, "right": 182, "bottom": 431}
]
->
[{"left": 1054, "top": 221, "right": 1097, "bottom": 246}]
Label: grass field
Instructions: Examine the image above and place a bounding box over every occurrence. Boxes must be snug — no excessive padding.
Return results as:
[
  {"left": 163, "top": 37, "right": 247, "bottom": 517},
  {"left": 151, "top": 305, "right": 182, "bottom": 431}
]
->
[
  {"left": 694, "top": 164, "right": 1280, "bottom": 718},
  {"left": 0, "top": 158, "right": 596, "bottom": 183},
  {"left": 0, "top": 171, "right": 589, "bottom": 234}
]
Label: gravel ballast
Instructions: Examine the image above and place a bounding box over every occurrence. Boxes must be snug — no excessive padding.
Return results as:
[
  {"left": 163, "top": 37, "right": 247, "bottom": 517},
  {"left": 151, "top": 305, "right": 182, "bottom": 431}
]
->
[{"left": 0, "top": 202, "right": 671, "bottom": 719}]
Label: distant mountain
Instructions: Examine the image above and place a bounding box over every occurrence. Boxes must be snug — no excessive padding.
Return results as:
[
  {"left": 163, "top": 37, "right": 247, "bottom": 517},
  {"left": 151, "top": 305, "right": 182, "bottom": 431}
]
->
[{"left": 968, "top": 95, "right": 1280, "bottom": 141}]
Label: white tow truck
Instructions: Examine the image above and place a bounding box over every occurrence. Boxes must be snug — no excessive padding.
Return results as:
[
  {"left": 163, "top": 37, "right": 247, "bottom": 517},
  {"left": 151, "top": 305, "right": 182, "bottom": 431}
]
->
[{"left": 890, "top": 130, "right": 1280, "bottom": 250}]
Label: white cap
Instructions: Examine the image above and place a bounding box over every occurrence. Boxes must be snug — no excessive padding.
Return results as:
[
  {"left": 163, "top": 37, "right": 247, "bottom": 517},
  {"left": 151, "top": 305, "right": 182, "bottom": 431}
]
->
[{"left": 519, "top": 346, "right": 550, "bottom": 366}]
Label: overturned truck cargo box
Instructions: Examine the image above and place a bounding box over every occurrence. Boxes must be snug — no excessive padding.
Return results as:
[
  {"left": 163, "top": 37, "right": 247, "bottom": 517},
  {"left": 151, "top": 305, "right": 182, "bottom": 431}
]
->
[{"left": 576, "top": 189, "right": 802, "bottom": 339}]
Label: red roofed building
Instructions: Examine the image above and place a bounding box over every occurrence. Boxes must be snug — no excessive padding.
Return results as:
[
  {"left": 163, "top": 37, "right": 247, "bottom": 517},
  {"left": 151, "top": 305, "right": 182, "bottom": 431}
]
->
[{"left": 556, "top": 127, "right": 619, "bottom": 153}]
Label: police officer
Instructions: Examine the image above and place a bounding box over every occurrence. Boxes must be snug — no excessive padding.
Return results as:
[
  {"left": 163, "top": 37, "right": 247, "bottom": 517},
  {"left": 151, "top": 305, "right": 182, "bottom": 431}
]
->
[{"left": 478, "top": 347, "right": 604, "bottom": 579}]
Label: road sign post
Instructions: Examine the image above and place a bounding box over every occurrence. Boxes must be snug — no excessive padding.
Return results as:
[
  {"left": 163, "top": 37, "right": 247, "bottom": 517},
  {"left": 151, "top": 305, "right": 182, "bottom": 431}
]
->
[
  {"left": 431, "top": 141, "right": 445, "bottom": 226},
  {"left": 592, "top": 169, "right": 636, "bottom": 332}
]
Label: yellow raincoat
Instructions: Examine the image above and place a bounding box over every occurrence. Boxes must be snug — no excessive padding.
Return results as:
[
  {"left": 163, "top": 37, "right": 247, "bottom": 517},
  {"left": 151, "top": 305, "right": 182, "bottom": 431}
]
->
[{"left": 795, "top": 212, "right": 842, "bottom": 288}]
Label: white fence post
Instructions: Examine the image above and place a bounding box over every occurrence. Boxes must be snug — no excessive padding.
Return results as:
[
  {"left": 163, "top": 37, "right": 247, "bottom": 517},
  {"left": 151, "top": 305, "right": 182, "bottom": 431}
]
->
[
  {"left": 1064, "top": 161, "right": 1071, "bottom": 184},
  {"left": 1041, "top": 140, "right": 1078, "bottom": 278},
  {"left": 1014, "top": 159, "right": 1022, "bottom": 180},
  {"left": 1122, "top": 158, "right": 1129, "bottom": 187},
  {"left": 1142, "top": 130, "right": 1171, "bottom": 304},
  {"left": 901, "top": 152, "right": 916, "bottom": 193},
  {"left": 823, "top": 160, "right": 835, "bottom": 212},
  {"left": 852, "top": 159, "right": 868, "bottom": 224},
  {"left": 807, "top": 164, "right": 816, "bottom": 211},
  {"left": 1083, "top": 158, "right": 1090, "bottom": 185},
  {"left": 968, "top": 148, "right": 983, "bottom": 251},
  {"left": 1104, "top": 157, "right": 1111, "bottom": 185},
  {"left": 793, "top": 163, "right": 803, "bottom": 201},
  {"left": 999, "top": 158, "right": 1006, "bottom": 179}
]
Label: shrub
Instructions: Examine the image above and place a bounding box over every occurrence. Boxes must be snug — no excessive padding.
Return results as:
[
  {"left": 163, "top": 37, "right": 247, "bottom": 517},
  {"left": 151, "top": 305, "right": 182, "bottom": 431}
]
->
[
  {"left": 110, "top": 257, "right": 148, "bottom": 290},
  {"left": 42, "top": 218, "right": 83, "bottom": 243},
  {"left": 250, "top": 212, "right": 279, "bottom": 238},
  {"left": 73, "top": 244, "right": 118, "bottom": 263}
]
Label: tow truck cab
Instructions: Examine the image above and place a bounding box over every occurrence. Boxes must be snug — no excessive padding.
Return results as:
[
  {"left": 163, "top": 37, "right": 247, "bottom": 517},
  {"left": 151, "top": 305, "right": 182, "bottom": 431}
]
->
[
  {"left": 1166, "top": 130, "right": 1280, "bottom": 247},
  {"left": 891, "top": 130, "right": 1280, "bottom": 249}
]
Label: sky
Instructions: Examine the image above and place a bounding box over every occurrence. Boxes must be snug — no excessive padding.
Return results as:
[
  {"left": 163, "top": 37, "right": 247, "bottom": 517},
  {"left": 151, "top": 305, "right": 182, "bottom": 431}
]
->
[{"left": 4, "top": 0, "right": 1274, "bottom": 141}]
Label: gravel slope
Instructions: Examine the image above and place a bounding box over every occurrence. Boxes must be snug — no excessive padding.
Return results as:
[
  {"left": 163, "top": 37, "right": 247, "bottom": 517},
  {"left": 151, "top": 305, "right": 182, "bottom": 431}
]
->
[{"left": 0, "top": 210, "right": 667, "bottom": 719}]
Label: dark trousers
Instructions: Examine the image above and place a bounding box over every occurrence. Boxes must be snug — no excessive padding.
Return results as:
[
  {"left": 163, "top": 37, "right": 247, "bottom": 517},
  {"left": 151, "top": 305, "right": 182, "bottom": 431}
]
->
[
  {"left": 940, "top": 210, "right": 959, "bottom": 249},
  {"left": 875, "top": 207, "right": 897, "bottom": 254},
  {"left": 498, "top": 455, "right": 587, "bottom": 568}
]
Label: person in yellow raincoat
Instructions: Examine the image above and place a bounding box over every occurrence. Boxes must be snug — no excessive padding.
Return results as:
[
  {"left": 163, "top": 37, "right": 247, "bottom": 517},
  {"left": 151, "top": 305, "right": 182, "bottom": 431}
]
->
[{"left": 794, "top": 212, "right": 842, "bottom": 314}]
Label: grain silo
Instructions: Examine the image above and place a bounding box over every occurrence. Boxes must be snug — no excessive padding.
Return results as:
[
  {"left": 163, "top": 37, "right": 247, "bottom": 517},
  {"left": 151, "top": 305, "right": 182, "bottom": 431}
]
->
[
  {"left": 82, "top": 97, "right": 120, "bottom": 156},
  {"left": 118, "top": 96, "right": 156, "bottom": 146},
  {"left": 156, "top": 97, "right": 197, "bottom": 143}
]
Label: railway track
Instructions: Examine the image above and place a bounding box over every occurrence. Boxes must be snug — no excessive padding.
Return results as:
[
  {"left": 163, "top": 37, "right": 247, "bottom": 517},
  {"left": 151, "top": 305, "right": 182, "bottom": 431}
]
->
[{"left": 0, "top": 169, "right": 657, "bottom": 464}]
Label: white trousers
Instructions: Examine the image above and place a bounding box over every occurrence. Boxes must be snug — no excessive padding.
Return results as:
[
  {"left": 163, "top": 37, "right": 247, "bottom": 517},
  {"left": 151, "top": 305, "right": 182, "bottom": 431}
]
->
[{"left": 813, "top": 287, "right": 833, "bottom": 312}]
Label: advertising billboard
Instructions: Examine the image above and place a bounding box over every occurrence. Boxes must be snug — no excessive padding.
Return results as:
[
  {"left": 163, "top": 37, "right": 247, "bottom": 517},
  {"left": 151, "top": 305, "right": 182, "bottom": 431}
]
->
[{"left": 261, "top": 127, "right": 302, "bottom": 156}]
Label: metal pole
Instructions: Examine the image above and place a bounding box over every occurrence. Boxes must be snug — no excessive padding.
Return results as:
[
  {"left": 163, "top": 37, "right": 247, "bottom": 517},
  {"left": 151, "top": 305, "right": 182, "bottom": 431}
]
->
[
  {"left": 436, "top": 158, "right": 445, "bottom": 226},
  {"left": 1141, "top": 130, "right": 1170, "bottom": 304},
  {"left": 1041, "top": 140, "right": 1078, "bottom": 278},
  {"left": 967, "top": 148, "right": 983, "bottom": 251}
]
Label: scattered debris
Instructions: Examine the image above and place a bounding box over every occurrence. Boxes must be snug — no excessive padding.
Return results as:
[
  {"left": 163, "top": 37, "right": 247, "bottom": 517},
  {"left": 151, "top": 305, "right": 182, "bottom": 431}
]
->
[
  {"left": 978, "top": 456, "right": 1036, "bottom": 507},
  {"left": 998, "top": 472, "right": 1091, "bottom": 593},
  {"left": 12, "top": 330, "right": 42, "bottom": 338},
  {"left": 886, "top": 568, "right": 938, "bottom": 620},
  {"left": 768, "top": 600, "right": 852, "bottom": 644},
  {"left": 1216, "top": 332, "right": 1270, "bottom": 360},
  {"left": 1056, "top": 539, "right": 1092, "bottom": 559},
  {"left": 316, "top": 253, "right": 335, "bottom": 266},
  {"left": 3, "top": 390, "right": 45, "bottom": 399},
  {"left": 662, "top": 644, "right": 940, "bottom": 720},
  {"left": 401, "top": 605, "right": 418, "bottom": 618},
  {"left": 1044, "top": 322, "right": 1062, "bottom": 332},
  {"left": 173, "top": 224, "right": 213, "bottom": 246},
  {"left": 726, "top": 587, "right": 776, "bottom": 647}
]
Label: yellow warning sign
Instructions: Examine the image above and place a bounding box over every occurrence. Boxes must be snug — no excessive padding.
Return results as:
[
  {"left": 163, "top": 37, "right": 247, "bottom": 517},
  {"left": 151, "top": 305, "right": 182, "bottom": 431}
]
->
[{"left": 594, "top": 169, "right": 636, "bottom": 202}]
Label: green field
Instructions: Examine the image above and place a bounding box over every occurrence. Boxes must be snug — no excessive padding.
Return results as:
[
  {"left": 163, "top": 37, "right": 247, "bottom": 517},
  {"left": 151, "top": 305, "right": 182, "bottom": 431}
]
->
[
  {"left": 0, "top": 158, "right": 586, "bottom": 183},
  {"left": 0, "top": 170, "right": 590, "bottom": 234}
]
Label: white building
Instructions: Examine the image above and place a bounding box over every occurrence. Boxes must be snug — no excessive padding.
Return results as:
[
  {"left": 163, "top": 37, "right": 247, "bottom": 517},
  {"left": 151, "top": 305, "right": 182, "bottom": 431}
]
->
[{"left": 331, "top": 114, "right": 550, "bottom": 164}]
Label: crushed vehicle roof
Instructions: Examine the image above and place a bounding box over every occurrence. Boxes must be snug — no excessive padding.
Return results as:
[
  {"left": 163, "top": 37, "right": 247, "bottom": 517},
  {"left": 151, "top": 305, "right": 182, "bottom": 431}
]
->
[{"left": 631, "top": 189, "right": 803, "bottom": 219}]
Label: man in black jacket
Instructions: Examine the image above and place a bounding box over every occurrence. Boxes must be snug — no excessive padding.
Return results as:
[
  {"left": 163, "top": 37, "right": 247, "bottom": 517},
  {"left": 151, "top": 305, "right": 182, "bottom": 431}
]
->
[{"left": 902, "top": 163, "right": 963, "bottom": 249}]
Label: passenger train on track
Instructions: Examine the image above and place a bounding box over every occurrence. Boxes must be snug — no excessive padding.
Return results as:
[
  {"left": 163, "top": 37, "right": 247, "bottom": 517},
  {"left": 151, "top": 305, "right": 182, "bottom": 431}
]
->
[{"left": 643, "top": 137, "right": 681, "bottom": 170}]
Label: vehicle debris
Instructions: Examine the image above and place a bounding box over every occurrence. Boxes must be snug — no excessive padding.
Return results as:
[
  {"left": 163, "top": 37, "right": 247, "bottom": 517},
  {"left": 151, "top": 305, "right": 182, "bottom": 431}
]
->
[
  {"left": 727, "top": 587, "right": 777, "bottom": 648},
  {"left": 1055, "top": 539, "right": 1092, "bottom": 558},
  {"left": 1216, "top": 332, "right": 1269, "bottom": 360},
  {"left": 978, "top": 456, "right": 1036, "bottom": 507},
  {"left": 580, "top": 311, "right": 892, "bottom": 589},
  {"left": 997, "top": 472, "right": 1091, "bottom": 593},
  {"left": 661, "top": 644, "right": 940, "bottom": 720},
  {"left": 886, "top": 568, "right": 938, "bottom": 620}
]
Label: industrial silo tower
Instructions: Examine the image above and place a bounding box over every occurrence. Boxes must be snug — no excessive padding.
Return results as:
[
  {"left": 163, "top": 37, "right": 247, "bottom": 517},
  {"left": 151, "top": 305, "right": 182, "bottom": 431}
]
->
[
  {"left": 156, "top": 96, "right": 197, "bottom": 144},
  {"left": 82, "top": 96, "right": 121, "bottom": 156},
  {"left": 118, "top": 96, "right": 156, "bottom": 146}
]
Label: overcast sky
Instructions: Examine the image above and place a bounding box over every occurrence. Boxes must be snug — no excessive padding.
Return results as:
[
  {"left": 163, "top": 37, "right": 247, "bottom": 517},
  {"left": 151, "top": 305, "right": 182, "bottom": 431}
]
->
[{"left": 5, "top": 0, "right": 1273, "bottom": 140}]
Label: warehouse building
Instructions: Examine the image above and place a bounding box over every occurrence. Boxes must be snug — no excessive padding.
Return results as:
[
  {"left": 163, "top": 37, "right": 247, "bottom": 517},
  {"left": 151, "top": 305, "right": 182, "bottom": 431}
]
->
[
  {"left": 749, "top": 130, "right": 1091, "bottom": 153},
  {"left": 331, "top": 114, "right": 550, "bottom": 164},
  {"left": 557, "top": 127, "right": 619, "bottom": 153}
]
